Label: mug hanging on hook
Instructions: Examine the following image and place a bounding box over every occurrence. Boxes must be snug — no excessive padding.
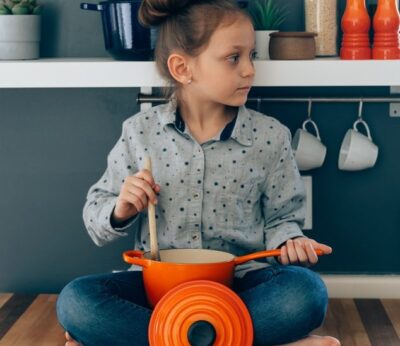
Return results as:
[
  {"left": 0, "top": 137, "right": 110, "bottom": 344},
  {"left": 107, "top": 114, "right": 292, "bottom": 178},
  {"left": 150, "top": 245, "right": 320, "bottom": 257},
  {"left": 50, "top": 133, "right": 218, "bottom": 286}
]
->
[
  {"left": 292, "top": 99, "right": 327, "bottom": 171},
  {"left": 338, "top": 99, "right": 379, "bottom": 171}
]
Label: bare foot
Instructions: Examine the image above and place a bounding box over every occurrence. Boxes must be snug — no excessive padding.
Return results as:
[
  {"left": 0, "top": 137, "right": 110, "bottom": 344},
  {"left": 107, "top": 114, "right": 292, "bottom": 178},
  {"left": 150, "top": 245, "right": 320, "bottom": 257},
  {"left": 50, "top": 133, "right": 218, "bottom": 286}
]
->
[
  {"left": 65, "top": 331, "right": 81, "bottom": 346},
  {"left": 278, "top": 335, "right": 341, "bottom": 346}
]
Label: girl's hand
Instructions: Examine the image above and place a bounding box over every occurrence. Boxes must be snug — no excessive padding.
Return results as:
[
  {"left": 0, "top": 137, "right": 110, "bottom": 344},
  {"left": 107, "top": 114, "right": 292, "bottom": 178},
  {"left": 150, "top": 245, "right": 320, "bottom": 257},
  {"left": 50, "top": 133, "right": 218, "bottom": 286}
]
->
[
  {"left": 278, "top": 237, "right": 332, "bottom": 267},
  {"left": 65, "top": 331, "right": 81, "bottom": 346},
  {"left": 113, "top": 169, "right": 161, "bottom": 224}
]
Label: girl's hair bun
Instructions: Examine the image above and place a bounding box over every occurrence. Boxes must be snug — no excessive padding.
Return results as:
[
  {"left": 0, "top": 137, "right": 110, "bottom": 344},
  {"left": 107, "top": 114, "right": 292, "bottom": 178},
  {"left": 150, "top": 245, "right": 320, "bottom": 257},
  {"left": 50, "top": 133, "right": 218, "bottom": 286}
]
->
[{"left": 139, "top": 0, "right": 193, "bottom": 27}]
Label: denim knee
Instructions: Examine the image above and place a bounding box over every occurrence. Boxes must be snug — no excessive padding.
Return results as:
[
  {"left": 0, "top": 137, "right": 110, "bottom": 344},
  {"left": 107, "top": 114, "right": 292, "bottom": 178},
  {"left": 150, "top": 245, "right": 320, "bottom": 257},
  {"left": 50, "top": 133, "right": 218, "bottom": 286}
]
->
[
  {"left": 56, "top": 275, "right": 97, "bottom": 335},
  {"left": 281, "top": 266, "right": 328, "bottom": 334}
]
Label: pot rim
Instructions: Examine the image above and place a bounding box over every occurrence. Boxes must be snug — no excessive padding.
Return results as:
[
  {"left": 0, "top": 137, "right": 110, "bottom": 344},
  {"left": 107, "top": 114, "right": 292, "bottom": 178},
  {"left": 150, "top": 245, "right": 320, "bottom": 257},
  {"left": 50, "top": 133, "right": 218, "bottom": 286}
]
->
[
  {"left": 143, "top": 248, "right": 236, "bottom": 265},
  {"left": 270, "top": 31, "right": 318, "bottom": 38}
]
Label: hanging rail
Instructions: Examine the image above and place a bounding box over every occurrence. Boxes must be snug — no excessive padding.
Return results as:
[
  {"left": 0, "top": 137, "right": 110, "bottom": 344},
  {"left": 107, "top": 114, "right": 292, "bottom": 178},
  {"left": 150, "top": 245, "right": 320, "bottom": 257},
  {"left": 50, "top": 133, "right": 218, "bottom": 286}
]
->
[{"left": 137, "top": 94, "right": 400, "bottom": 104}]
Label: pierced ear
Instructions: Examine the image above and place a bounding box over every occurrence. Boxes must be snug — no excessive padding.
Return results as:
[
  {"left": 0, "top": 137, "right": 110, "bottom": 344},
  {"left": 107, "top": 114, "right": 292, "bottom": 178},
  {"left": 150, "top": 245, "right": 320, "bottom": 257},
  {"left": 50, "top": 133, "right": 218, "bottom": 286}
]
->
[{"left": 167, "top": 53, "right": 192, "bottom": 85}]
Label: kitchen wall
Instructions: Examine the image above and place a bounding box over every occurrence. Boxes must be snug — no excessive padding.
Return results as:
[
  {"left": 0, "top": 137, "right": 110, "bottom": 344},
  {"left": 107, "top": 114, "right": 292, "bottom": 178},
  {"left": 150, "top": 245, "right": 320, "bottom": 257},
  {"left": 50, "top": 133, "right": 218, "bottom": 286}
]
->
[{"left": 0, "top": 0, "right": 398, "bottom": 293}]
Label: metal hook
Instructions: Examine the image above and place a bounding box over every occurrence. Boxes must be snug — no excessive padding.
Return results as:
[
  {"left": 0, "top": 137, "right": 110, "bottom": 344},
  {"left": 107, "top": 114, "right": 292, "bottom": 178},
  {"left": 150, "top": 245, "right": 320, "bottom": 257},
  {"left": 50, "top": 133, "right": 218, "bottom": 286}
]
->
[
  {"left": 307, "top": 98, "right": 312, "bottom": 119},
  {"left": 257, "top": 98, "right": 261, "bottom": 112},
  {"left": 358, "top": 98, "right": 364, "bottom": 119}
]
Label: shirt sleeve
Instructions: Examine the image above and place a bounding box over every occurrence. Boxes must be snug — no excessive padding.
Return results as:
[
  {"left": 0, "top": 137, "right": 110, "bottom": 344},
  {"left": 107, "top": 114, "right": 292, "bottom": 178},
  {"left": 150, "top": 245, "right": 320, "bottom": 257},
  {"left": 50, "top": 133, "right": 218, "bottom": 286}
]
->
[
  {"left": 261, "top": 125, "right": 306, "bottom": 256},
  {"left": 82, "top": 119, "right": 141, "bottom": 247}
]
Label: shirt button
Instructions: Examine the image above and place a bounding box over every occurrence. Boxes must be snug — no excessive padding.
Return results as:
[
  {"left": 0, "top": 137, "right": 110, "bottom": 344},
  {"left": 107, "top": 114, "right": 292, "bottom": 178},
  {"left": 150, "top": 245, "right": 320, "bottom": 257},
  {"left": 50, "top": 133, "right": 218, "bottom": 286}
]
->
[{"left": 193, "top": 193, "right": 200, "bottom": 199}]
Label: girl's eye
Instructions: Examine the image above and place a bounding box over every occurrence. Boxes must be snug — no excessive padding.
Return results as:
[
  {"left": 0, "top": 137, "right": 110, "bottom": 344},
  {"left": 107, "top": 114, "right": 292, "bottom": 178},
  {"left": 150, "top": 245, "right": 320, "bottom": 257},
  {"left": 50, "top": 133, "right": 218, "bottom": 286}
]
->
[
  {"left": 227, "top": 51, "right": 257, "bottom": 64},
  {"left": 227, "top": 54, "right": 240, "bottom": 64}
]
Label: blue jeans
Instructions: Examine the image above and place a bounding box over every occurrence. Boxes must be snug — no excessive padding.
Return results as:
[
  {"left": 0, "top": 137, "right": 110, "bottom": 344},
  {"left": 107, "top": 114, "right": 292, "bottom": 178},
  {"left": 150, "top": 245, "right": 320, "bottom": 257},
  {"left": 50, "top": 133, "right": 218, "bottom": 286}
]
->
[{"left": 56, "top": 265, "right": 328, "bottom": 346}]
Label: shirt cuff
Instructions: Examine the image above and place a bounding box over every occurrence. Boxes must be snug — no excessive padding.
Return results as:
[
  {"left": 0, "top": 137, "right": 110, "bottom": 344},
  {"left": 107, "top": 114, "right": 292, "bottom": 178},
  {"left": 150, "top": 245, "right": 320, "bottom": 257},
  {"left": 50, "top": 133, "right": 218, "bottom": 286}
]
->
[
  {"left": 101, "top": 198, "right": 139, "bottom": 236},
  {"left": 265, "top": 222, "right": 305, "bottom": 265},
  {"left": 110, "top": 207, "right": 140, "bottom": 231}
]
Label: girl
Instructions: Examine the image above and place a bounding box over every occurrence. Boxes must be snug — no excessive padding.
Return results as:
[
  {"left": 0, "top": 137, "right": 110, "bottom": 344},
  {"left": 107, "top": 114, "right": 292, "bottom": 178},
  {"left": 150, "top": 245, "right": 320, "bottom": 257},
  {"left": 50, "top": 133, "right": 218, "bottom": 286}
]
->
[{"left": 57, "top": 1, "right": 340, "bottom": 345}]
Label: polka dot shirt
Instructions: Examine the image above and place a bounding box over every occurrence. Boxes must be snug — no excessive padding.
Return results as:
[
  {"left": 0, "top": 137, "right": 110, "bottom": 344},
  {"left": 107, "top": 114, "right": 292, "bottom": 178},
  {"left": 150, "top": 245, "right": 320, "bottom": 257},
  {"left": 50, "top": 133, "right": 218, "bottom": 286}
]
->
[{"left": 83, "top": 101, "right": 306, "bottom": 276}]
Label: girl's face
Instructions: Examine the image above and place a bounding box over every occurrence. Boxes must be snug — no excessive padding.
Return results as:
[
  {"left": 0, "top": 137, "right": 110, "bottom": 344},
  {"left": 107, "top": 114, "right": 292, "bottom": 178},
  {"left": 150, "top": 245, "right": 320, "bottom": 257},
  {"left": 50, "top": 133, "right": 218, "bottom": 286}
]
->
[{"left": 189, "top": 15, "right": 256, "bottom": 107}]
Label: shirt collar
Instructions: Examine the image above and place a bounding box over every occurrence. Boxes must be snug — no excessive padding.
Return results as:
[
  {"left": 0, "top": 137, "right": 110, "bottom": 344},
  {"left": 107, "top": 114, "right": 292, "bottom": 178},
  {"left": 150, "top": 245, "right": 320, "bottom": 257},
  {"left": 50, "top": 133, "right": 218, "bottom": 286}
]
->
[
  {"left": 231, "top": 105, "right": 254, "bottom": 146},
  {"left": 158, "top": 100, "right": 253, "bottom": 146}
]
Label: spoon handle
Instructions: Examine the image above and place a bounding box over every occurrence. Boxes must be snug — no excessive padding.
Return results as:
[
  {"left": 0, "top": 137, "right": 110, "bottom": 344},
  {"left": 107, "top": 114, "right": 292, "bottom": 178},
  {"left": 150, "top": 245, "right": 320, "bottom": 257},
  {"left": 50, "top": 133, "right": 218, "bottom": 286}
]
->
[{"left": 144, "top": 156, "right": 160, "bottom": 261}]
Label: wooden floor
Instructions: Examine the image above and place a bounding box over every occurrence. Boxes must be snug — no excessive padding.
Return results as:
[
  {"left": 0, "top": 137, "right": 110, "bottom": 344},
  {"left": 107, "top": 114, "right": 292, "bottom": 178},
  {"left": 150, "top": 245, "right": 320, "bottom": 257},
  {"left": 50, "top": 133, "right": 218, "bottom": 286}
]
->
[{"left": 0, "top": 294, "right": 399, "bottom": 345}]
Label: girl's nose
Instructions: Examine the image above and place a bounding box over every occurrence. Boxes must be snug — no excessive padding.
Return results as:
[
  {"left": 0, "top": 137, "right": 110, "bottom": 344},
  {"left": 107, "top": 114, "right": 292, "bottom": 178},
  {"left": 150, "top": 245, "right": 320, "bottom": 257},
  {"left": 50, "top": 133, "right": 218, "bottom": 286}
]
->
[{"left": 241, "top": 60, "right": 255, "bottom": 78}]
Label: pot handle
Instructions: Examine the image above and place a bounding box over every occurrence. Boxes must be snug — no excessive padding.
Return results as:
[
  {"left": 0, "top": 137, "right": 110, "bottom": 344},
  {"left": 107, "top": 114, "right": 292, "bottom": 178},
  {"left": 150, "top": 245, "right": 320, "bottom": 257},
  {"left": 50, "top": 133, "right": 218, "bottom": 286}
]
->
[
  {"left": 80, "top": 3, "right": 104, "bottom": 11},
  {"left": 234, "top": 248, "right": 324, "bottom": 265},
  {"left": 123, "top": 250, "right": 151, "bottom": 268}
]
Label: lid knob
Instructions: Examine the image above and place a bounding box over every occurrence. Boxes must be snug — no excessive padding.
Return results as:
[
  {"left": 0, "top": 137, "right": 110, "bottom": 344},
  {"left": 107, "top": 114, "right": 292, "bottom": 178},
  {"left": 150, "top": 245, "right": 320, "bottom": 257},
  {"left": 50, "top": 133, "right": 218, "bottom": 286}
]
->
[{"left": 187, "top": 320, "right": 216, "bottom": 346}]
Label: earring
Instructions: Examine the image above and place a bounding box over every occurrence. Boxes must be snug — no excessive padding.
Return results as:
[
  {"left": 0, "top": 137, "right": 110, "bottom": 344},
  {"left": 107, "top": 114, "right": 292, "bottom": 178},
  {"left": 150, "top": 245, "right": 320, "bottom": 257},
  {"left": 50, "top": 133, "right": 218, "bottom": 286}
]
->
[{"left": 187, "top": 79, "right": 192, "bottom": 84}]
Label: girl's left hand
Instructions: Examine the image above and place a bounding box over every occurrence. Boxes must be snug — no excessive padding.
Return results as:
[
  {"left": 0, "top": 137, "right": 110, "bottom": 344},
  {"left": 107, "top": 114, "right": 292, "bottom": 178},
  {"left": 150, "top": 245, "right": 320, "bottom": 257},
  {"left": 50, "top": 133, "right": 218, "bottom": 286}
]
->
[{"left": 278, "top": 237, "right": 332, "bottom": 267}]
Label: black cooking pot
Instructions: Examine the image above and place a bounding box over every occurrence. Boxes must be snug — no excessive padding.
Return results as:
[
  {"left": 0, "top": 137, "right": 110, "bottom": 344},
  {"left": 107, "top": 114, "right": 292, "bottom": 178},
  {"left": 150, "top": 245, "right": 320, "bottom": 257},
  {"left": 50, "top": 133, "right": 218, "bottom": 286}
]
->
[
  {"left": 80, "top": 0, "right": 155, "bottom": 60},
  {"left": 80, "top": 0, "right": 248, "bottom": 61}
]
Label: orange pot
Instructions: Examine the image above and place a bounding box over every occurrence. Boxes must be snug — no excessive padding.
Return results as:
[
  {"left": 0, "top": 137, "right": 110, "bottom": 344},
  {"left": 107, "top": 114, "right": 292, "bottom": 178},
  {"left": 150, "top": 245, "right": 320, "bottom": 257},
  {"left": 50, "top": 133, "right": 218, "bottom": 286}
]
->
[{"left": 123, "top": 248, "right": 323, "bottom": 308}]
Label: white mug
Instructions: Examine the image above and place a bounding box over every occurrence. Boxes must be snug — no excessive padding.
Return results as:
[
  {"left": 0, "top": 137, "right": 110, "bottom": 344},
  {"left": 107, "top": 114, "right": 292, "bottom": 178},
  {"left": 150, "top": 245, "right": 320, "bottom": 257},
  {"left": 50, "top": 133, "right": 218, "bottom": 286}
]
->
[
  {"left": 338, "top": 119, "right": 379, "bottom": 171},
  {"left": 292, "top": 119, "right": 327, "bottom": 171}
]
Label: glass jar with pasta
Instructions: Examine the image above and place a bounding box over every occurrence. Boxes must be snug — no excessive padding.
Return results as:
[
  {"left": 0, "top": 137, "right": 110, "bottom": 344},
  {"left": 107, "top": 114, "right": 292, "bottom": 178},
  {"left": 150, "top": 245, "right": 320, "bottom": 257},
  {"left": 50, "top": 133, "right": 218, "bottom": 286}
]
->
[{"left": 304, "top": 0, "right": 338, "bottom": 56}]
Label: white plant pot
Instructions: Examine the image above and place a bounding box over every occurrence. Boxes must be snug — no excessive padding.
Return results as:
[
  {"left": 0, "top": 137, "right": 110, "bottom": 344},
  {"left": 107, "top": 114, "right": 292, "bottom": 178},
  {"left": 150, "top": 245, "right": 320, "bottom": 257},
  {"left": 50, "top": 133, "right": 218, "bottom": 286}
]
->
[
  {"left": 255, "top": 30, "right": 278, "bottom": 60},
  {"left": 0, "top": 15, "right": 41, "bottom": 60}
]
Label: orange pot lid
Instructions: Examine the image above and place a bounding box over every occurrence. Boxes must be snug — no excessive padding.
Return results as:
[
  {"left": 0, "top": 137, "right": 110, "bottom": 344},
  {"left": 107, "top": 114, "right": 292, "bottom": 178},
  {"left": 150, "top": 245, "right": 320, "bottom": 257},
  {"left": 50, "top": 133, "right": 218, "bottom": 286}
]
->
[{"left": 148, "top": 280, "right": 253, "bottom": 346}]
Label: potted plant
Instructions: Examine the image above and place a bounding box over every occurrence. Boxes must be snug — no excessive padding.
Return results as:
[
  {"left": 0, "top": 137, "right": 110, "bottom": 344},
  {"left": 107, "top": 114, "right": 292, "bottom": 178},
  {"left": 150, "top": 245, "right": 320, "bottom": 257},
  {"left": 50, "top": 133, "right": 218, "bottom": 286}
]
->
[
  {"left": 0, "top": 0, "right": 42, "bottom": 60},
  {"left": 247, "top": 0, "right": 287, "bottom": 60}
]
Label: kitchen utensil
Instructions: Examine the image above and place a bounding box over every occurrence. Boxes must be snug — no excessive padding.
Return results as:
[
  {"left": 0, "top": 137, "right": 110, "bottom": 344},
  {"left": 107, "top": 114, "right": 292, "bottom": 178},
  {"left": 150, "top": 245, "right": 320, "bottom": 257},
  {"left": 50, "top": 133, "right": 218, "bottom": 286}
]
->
[
  {"left": 143, "top": 156, "right": 160, "bottom": 261},
  {"left": 292, "top": 119, "right": 327, "bottom": 171},
  {"left": 269, "top": 32, "right": 317, "bottom": 60},
  {"left": 80, "top": 0, "right": 153, "bottom": 60},
  {"left": 339, "top": 101, "right": 378, "bottom": 171},
  {"left": 123, "top": 247, "right": 325, "bottom": 307},
  {"left": 372, "top": 0, "right": 400, "bottom": 59},
  {"left": 148, "top": 280, "right": 253, "bottom": 346},
  {"left": 304, "top": 0, "right": 338, "bottom": 56},
  {"left": 338, "top": 118, "right": 378, "bottom": 171},
  {"left": 340, "top": 0, "right": 371, "bottom": 60}
]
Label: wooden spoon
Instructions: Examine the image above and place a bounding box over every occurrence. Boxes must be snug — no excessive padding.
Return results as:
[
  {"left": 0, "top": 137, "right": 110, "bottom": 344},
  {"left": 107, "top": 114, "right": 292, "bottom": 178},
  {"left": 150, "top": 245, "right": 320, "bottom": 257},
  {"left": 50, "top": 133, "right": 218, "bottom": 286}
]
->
[{"left": 144, "top": 156, "right": 160, "bottom": 261}]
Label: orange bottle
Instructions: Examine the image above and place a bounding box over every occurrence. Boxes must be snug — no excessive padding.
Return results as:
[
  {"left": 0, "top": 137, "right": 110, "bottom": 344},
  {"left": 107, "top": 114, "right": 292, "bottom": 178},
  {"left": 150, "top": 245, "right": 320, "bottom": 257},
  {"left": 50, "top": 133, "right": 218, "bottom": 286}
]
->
[
  {"left": 372, "top": 0, "right": 400, "bottom": 59},
  {"left": 340, "top": 0, "right": 371, "bottom": 59}
]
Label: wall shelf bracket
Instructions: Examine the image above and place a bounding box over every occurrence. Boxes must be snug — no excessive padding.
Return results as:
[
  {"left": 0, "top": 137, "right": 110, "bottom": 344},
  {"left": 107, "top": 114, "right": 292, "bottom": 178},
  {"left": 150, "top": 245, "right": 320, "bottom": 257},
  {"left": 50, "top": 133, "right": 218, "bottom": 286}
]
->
[{"left": 390, "top": 86, "right": 400, "bottom": 117}]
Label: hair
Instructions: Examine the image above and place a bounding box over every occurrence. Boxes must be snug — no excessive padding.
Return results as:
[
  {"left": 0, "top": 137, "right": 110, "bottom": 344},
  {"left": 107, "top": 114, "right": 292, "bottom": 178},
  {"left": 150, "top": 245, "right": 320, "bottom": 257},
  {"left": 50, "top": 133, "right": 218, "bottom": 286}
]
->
[{"left": 138, "top": 0, "right": 251, "bottom": 101}]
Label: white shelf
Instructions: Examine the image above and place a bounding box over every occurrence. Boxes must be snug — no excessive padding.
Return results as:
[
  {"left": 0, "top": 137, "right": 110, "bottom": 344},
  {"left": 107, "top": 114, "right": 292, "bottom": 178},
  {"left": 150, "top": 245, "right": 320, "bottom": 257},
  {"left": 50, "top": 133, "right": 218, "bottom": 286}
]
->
[{"left": 0, "top": 57, "right": 399, "bottom": 88}]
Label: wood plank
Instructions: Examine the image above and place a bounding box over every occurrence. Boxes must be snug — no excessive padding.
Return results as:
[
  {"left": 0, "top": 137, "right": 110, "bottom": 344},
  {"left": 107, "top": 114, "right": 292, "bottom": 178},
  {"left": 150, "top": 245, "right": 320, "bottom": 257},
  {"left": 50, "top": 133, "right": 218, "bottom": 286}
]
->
[
  {"left": 313, "top": 298, "right": 371, "bottom": 346},
  {"left": 0, "top": 294, "right": 64, "bottom": 346},
  {"left": 382, "top": 299, "right": 400, "bottom": 340},
  {"left": 0, "top": 296, "right": 398, "bottom": 346},
  {"left": 355, "top": 299, "right": 399, "bottom": 346},
  {"left": 0, "top": 295, "right": 13, "bottom": 310},
  {"left": 0, "top": 294, "right": 36, "bottom": 340}
]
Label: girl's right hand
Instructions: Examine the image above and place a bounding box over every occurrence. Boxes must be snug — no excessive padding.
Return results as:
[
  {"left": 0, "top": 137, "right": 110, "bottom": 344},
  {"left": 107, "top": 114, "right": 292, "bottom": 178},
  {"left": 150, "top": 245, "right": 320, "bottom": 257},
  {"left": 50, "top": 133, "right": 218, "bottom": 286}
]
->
[{"left": 112, "top": 169, "right": 161, "bottom": 223}]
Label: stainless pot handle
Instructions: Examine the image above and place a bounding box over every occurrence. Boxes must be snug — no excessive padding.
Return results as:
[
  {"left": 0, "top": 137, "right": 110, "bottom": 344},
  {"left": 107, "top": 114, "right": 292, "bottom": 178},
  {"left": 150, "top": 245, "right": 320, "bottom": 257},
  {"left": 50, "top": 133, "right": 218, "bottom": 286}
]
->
[{"left": 80, "top": 3, "right": 104, "bottom": 11}]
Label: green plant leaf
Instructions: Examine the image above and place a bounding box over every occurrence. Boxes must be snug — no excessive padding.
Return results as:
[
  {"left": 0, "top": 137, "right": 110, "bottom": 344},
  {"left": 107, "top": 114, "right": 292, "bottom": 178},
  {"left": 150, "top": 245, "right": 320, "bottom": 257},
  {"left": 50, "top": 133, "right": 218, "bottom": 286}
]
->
[
  {"left": 11, "top": 3, "right": 30, "bottom": 14},
  {"left": 4, "top": 0, "right": 13, "bottom": 10},
  {"left": 0, "top": 4, "right": 11, "bottom": 14},
  {"left": 32, "top": 4, "right": 40, "bottom": 14},
  {"left": 247, "top": 0, "right": 288, "bottom": 30},
  {"left": 0, "top": 0, "right": 39, "bottom": 14}
]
